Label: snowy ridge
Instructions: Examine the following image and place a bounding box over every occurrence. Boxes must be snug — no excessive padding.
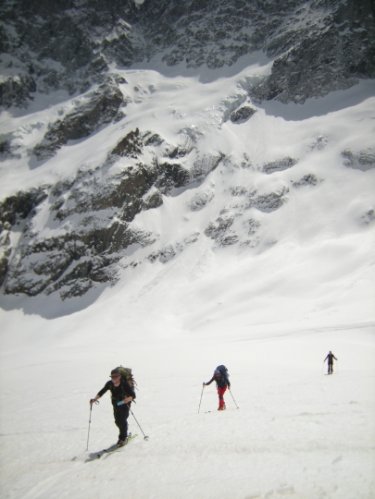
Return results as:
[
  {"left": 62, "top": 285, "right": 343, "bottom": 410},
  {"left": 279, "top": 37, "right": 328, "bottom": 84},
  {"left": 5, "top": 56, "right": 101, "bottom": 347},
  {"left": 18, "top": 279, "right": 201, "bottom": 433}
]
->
[{"left": 1, "top": 66, "right": 374, "bottom": 313}]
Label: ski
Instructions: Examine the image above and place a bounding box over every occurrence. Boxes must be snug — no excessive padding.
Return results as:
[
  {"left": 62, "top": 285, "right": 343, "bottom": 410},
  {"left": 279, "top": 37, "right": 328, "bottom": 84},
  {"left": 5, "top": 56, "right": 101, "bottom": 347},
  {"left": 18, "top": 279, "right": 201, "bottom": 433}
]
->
[{"left": 85, "top": 433, "right": 137, "bottom": 462}]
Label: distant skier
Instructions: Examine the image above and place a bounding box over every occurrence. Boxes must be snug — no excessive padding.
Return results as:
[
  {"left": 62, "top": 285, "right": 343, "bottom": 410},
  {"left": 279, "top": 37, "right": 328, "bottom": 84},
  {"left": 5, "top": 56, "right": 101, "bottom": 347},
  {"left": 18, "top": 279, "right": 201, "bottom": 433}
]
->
[
  {"left": 90, "top": 368, "right": 136, "bottom": 446},
  {"left": 324, "top": 351, "right": 338, "bottom": 375},
  {"left": 204, "top": 365, "right": 231, "bottom": 410}
]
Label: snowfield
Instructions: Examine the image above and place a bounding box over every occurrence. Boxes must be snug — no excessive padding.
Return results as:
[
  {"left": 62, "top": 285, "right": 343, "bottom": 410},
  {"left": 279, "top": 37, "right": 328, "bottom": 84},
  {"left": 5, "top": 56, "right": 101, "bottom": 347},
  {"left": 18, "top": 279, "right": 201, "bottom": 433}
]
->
[
  {"left": 0, "top": 308, "right": 374, "bottom": 499},
  {"left": 1, "top": 58, "right": 375, "bottom": 498}
]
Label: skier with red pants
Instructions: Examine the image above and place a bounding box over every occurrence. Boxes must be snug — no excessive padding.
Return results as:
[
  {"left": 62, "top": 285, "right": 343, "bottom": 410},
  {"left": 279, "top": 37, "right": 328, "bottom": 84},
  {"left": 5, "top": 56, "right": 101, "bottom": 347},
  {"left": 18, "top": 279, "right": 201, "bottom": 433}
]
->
[{"left": 204, "top": 365, "right": 230, "bottom": 410}]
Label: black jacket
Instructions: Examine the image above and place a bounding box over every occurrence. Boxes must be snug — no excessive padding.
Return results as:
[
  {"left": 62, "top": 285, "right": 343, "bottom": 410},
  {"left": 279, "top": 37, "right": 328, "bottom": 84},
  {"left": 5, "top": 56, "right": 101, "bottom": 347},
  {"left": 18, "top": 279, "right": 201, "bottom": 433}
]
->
[
  {"left": 324, "top": 353, "right": 337, "bottom": 364},
  {"left": 206, "top": 371, "right": 230, "bottom": 389},
  {"left": 97, "top": 379, "right": 136, "bottom": 406}
]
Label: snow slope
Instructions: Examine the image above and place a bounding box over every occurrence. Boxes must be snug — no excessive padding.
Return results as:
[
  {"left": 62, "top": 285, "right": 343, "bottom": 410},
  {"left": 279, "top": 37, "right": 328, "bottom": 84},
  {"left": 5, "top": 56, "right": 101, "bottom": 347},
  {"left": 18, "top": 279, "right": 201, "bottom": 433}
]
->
[
  {"left": 0, "top": 61, "right": 375, "bottom": 498},
  {"left": 0, "top": 301, "right": 374, "bottom": 499}
]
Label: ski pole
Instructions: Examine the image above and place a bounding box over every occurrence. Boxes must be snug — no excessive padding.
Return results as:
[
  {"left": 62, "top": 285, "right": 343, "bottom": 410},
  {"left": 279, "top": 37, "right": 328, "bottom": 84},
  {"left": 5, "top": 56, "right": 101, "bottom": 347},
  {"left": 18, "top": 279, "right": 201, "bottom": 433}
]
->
[
  {"left": 228, "top": 388, "right": 239, "bottom": 409},
  {"left": 130, "top": 407, "right": 149, "bottom": 440},
  {"left": 86, "top": 404, "right": 93, "bottom": 451},
  {"left": 198, "top": 384, "right": 205, "bottom": 414}
]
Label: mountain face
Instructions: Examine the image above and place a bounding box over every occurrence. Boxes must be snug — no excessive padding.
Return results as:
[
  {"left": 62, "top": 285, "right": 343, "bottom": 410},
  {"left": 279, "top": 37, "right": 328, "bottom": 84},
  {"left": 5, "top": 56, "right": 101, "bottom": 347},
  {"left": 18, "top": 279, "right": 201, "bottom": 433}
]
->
[
  {"left": 1, "top": 0, "right": 374, "bottom": 107},
  {"left": 0, "top": 0, "right": 374, "bottom": 313}
]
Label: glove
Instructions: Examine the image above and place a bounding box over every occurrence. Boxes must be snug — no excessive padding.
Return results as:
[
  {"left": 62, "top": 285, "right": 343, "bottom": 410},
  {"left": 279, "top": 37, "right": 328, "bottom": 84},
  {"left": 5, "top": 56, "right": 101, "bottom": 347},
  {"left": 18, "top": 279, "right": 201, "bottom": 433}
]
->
[{"left": 90, "top": 398, "right": 99, "bottom": 406}]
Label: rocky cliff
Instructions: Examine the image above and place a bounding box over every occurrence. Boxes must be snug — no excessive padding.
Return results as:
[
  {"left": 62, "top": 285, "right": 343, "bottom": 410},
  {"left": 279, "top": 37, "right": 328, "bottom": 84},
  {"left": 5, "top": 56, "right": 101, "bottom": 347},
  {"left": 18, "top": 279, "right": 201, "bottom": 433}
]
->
[
  {"left": 0, "top": 0, "right": 374, "bottom": 311},
  {"left": 1, "top": 0, "right": 374, "bottom": 107}
]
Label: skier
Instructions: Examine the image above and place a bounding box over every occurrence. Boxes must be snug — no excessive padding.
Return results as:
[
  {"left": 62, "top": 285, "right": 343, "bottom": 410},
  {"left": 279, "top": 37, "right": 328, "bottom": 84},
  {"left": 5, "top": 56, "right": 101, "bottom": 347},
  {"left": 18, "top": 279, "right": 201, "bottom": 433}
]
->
[
  {"left": 90, "top": 368, "right": 136, "bottom": 446},
  {"left": 324, "top": 351, "right": 338, "bottom": 375},
  {"left": 204, "top": 365, "right": 231, "bottom": 410}
]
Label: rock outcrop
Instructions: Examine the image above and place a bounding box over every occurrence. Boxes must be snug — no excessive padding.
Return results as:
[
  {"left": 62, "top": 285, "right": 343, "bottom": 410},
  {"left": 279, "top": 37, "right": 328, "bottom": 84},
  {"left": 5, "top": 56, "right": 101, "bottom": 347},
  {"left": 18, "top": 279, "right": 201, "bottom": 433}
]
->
[
  {"left": 0, "top": 127, "right": 224, "bottom": 298},
  {"left": 33, "top": 81, "right": 125, "bottom": 160},
  {"left": 0, "top": 0, "right": 373, "bottom": 306},
  {"left": 1, "top": 0, "right": 373, "bottom": 107}
]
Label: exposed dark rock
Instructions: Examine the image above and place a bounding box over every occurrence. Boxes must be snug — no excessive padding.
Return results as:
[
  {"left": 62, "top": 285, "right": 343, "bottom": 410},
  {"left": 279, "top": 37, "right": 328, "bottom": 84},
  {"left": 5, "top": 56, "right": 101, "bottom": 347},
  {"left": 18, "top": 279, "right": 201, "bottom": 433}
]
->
[
  {"left": 263, "top": 157, "right": 297, "bottom": 174},
  {"left": 143, "top": 191, "right": 164, "bottom": 210},
  {"left": 167, "top": 146, "right": 191, "bottom": 159},
  {"left": 2, "top": 219, "right": 153, "bottom": 296},
  {"left": 205, "top": 216, "right": 238, "bottom": 246},
  {"left": 0, "top": 0, "right": 138, "bottom": 104},
  {"left": 143, "top": 132, "right": 164, "bottom": 147},
  {"left": 0, "top": 74, "right": 37, "bottom": 108},
  {"left": 251, "top": 0, "right": 375, "bottom": 103},
  {"left": 59, "top": 279, "right": 93, "bottom": 300},
  {"left": 0, "top": 256, "right": 8, "bottom": 286},
  {"left": 50, "top": 158, "right": 191, "bottom": 223},
  {"left": 292, "top": 174, "right": 321, "bottom": 188},
  {"left": 310, "top": 136, "right": 328, "bottom": 151},
  {"left": 155, "top": 162, "right": 190, "bottom": 194},
  {"left": 246, "top": 218, "right": 261, "bottom": 235},
  {"left": 230, "top": 186, "right": 248, "bottom": 197},
  {"left": 189, "top": 191, "right": 214, "bottom": 211},
  {"left": 191, "top": 153, "right": 224, "bottom": 180},
  {"left": 229, "top": 185, "right": 289, "bottom": 214},
  {"left": 2, "top": 0, "right": 373, "bottom": 107},
  {"left": 1, "top": 0, "right": 373, "bottom": 305},
  {"left": 360, "top": 209, "right": 375, "bottom": 225},
  {"left": 250, "top": 189, "right": 288, "bottom": 213},
  {"left": 3, "top": 247, "right": 73, "bottom": 296},
  {"left": 0, "top": 222, "right": 11, "bottom": 287},
  {"left": 230, "top": 106, "right": 256, "bottom": 124},
  {"left": 148, "top": 235, "right": 198, "bottom": 263},
  {"left": 0, "top": 137, "right": 11, "bottom": 156},
  {"left": 79, "top": 222, "right": 138, "bottom": 254},
  {"left": 45, "top": 255, "right": 118, "bottom": 297},
  {"left": 148, "top": 244, "right": 178, "bottom": 264},
  {"left": 33, "top": 82, "right": 125, "bottom": 160},
  {"left": 33, "top": 252, "right": 73, "bottom": 279},
  {"left": 110, "top": 128, "right": 143, "bottom": 158},
  {"left": 109, "top": 166, "right": 159, "bottom": 219},
  {"left": 0, "top": 134, "right": 20, "bottom": 159},
  {"left": 241, "top": 217, "right": 261, "bottom": 248},
  {"left": 0, "top": 188, "right": 47, "bottom": 226},
  {"left": 0, "top": 144, "right": 223, "bottom": 297},
  {"left": 342, "top": 149, "right": 375, "bottom": 171}
]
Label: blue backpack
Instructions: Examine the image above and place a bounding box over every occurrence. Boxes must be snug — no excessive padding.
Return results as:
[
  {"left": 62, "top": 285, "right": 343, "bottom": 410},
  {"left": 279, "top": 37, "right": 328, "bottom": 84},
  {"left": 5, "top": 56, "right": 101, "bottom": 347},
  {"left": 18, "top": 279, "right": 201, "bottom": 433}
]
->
[{"left": 214, "top": 365, "right": 229, "bottom": 380}]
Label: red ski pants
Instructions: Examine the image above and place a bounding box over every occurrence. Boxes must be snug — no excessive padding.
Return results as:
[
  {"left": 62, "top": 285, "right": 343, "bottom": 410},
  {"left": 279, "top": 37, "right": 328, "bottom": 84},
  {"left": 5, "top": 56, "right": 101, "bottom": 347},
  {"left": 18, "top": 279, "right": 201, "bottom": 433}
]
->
[{"left": 217, "top": 386, "right": 227, "bottom": 409}]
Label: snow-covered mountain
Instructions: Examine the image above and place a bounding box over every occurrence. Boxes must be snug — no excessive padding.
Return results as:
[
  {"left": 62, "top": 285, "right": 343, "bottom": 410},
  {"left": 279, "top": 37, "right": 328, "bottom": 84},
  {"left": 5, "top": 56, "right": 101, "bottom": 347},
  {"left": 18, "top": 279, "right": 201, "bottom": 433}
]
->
[
  {"left": 1, "top": 0, "right": 374, "bottom": 107},
  {"left": 0, "top": 2, "right": 374, "bottom": 498},
  {"left": 1, "top": 0, "right": 374, "bottom": 317}
]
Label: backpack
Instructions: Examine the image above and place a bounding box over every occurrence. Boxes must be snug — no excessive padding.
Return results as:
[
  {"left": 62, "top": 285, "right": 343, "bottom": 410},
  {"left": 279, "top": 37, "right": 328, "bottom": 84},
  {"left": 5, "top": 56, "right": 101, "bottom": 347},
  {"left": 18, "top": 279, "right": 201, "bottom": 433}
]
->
[
  {"left": 115, "top": 366, "right": 136, "bottom": 389},
  {"left": 214, "top": 365, "right": 229, "bottom": 380}
]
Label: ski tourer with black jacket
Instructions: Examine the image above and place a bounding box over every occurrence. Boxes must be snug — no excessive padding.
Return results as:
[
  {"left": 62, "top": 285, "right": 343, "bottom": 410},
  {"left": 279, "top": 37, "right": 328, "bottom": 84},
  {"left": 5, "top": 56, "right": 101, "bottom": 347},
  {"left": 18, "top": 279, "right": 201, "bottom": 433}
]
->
[{"left": 90, "top": 368, "right": 136, "bottom": 445}]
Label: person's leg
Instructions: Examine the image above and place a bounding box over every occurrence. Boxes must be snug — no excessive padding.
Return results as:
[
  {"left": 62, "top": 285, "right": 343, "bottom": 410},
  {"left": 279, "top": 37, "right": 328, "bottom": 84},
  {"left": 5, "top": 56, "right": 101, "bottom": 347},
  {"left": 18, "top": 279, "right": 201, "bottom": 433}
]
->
[
  {"left": 217, "top": 386, "right": 227, "bottom": 410},
  {"left": 113, "top": 404, "right": 130, "bottom": 441}
]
